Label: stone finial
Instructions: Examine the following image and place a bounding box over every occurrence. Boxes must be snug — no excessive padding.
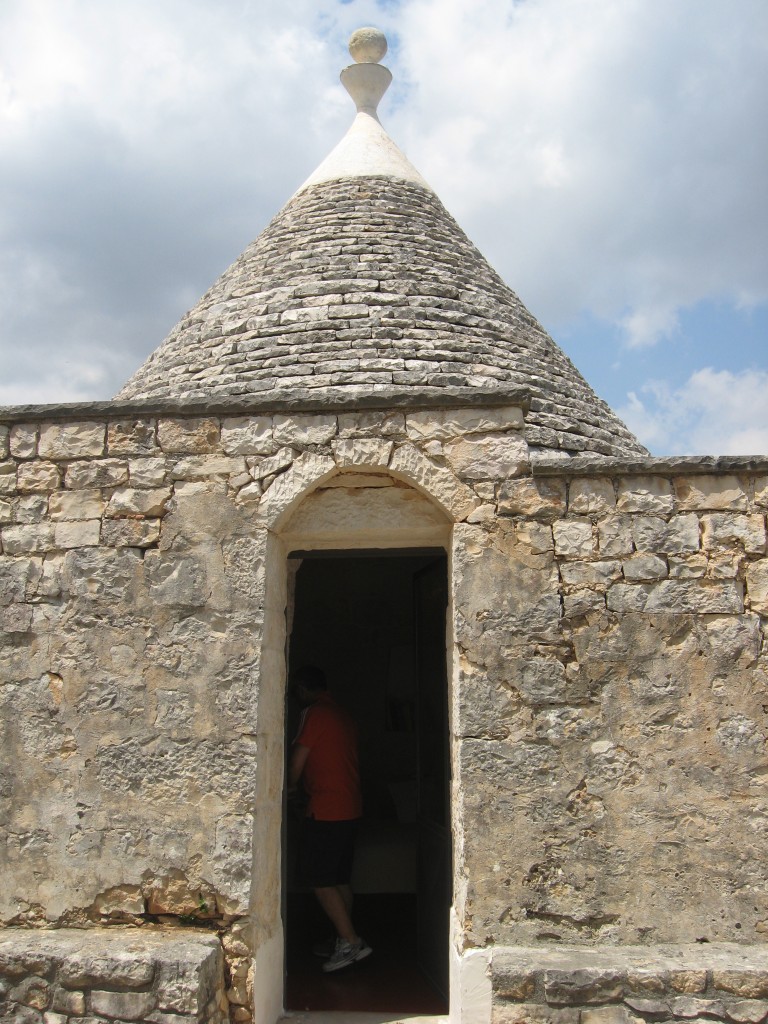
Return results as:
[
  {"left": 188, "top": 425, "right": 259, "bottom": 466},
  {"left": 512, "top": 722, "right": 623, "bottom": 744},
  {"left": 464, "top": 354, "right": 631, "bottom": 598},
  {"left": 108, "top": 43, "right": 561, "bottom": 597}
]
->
[
  {"left": 341, "top": 27, "right": 392, "bottom": 117},
  {"left": 348, "top": 27, "right": 388, "bottom": 63}
]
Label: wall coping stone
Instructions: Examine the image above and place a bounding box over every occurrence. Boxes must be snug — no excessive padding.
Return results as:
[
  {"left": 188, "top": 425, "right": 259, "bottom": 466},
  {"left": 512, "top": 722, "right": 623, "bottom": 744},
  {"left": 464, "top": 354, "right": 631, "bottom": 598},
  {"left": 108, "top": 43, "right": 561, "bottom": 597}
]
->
[
  {"left": 531, "top": 454, "right": 768, "bottom": 476},
  {"left": 492, "top": 943, "right": 768, "bottom": 977},
  {"left": 0, "top": 923, "right": 222, "bottom": 963},
  {"left": 0, "top": 386, "right": 530, "bottom": 423}
]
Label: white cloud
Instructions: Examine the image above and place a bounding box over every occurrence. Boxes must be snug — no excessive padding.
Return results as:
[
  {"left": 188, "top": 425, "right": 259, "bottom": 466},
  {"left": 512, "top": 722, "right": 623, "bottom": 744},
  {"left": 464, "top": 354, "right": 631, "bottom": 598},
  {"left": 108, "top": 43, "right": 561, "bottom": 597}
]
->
[
  {"left": 618, "top": 368, "right": 768, "bottom": 455},
  {"left": 393, "top": 0, "right": 768, "bottom": 343},
  {"left": 0, "top": 0, "right": 766, "bottom": 416}
]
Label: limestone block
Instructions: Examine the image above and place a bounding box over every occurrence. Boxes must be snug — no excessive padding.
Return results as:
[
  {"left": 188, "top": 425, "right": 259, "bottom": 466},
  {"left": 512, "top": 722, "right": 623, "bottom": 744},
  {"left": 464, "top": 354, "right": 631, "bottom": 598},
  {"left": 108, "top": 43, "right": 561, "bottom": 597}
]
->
[
  {"left": 51, "top": 987, "right": 86, "bottom": 1014},
  {"left": 236, "top": 481, "right": 263, "bottom": 503},
  {"left": 171, "top": 455, "right": 246, "bottom": 480},
  {"left": 755, "top": 476, "right": 768, "bottom": 509},
  {"left": 553, "top": 518, "right": 594, "bottom": 558},
  {"left": 569, "top": 478, "right": 616, "bottom": 514},
  {"left": 92, "top": 885, "right": 145, "bottom": 918},
  {"left": 331, "top": 437, "right": 394, "bottom": 467},
  {"left": 443, "top": 434, "right": 529, "bottom": 480},
  {"left": 516, "top": 521, "right": 554, "bottom": 554},
  {"left": 669, "top": 554, "right": 707, "bottom": 579},
  {"left": 337, "top": 409, "right": 405, "bottom": 438},
  {"left": 708, "top": 552, "right": 742, "bottom": 579},
  {"left": 38, "top": 554, "right": 64, "bottom": 597},
  {"left": 728, "top": 999, "right": 768, "bottom": 1022},
  {"left": 48, "top": 490, "right": 103, "bottom": 521},
  {"left": 158, "top": 417, "right": 220, "bottom": 453},
  {"left": 0, "top": 556, "right": 42, "bottom": 605},
  {"left": 101, "top": 519, "right": 161, "bottom": 548},
  {"left": 221, "top": 416, "right": 274, "bottom": 455},
  {"left": 9, "top": 424, "right": 38, "bottom": 458},
  {"left": 107, "top": 418, "right": 158, "bottom": 455},
  {"left": 154, "top": 942, "right": 224, "bottom": 1014},
  {"left": 272, "top": 413, "right": 337, "bottom": 446},
  {"left": 17, "top": 461, "right": 61, "bottom": 492},
  {"left": 129, "top": 458, "right": 168, "bottom": 487},
  {"left": 251, "top": 447, "right": 295, "bottom": 480},
  {"left": 389, "top": 444, "right": 479, "bottom": 521},
  {"left": 632, "top": 514, "right": 700, "bottom": 554},
  {"left": 284, "top": 482, "right": 447, "bottom": 541},
  {"left": 622, "top": 554, "right": 668, "bottom": 581},
  {"left": 617, "top": 476, "right": 675, "bottom": 514},
  {"left": 701, "top": 513, "right": 767, "bottom": 554},
  {"left": 406, "top": 405, "right": 524, "bottom": 441},
  {"left": 0, "top": 603, "right": 33, "bottom": 632},
  {"left": 563, "top": 589, "right": 606, "bottom": 617},
  {"left": 321, "top": 473, "right": 393, "bottom": 488},
  {"left": 542, "top": 969, "right": 624, "bottom": 1005},
  {"left": 598, "top": 516, "right": 634, "bottom": 557},
  {"left": 497, "top": 477, "right": 565, "bottom": 519},
  {"left": 65, "top": 458, "right": 128, "bottom": 488},
  {"left": 561, "top": 560, "right": 622, "bottom": 589},
  {"left": 712, "top": 972, "right": 768, "bottom": 998},
  {"left": 675, "top": 474, "right": 749, "bottom": 511},
  {"left": 0, "top": 498, "right": 11, "bottom": 524},
  {"left": 144, "top": 552, "right": 209, "bottom": 607},
  {"left": 63, "top": 547, "right": 141, "bottom": 600},
  {"left": 59, "top": 954, "right": 155, "bottom": 989},
  {"left": 9, "top": 975, "right": 49, "bottom": 1009},
  {"left": 746, "top": 562, "right": 768, "bottom": 615},
  {"left": 90, "top": 989, "right": 157, "bottom": 1018},
  {"left": 0, "top": 462, "right": 16, "bottom": 497},
  {"left": 607, "top": 579, "right": 744, "bottom": 614},
  {"left": 0, "top": 425, "right": 7, "bottom": 458},
  {"left": 38, "top": 421, "right": 105, "bottom": 460},
  {"left": 14, "top": 494, "right": 48, "bottom": 523},
  {"left": 467, "top": 503, "right": 496, "bottom": 524},
  {"left": 493, "top": 1003, "right": 579, "bottom": 1024},
  {"left": 1, "top": 524, "right": 55, "bottom": 555},
  {"left": 106, "top": 487, "right": 171, "bottom": 518},
  {"left": 581, "top": 1007, "right": 640, "bottom": 1024},
  {"left": 53, "top": 520, "right": 100, "bottom": 548}
]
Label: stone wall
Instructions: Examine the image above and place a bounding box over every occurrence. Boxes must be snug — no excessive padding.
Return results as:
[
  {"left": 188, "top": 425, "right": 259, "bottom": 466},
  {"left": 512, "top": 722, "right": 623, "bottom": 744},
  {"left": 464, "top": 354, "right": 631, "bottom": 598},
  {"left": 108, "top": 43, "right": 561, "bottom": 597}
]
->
[
  {"left": 456, "top": 459, "right": 768, "bottom": 948},
  {"left": 491, "top": 944, "right": 768, "bottom": 1024},
  {"left": 0, "top": 928, "right": 226, "bottom": 1023},
  {"left": 1, "top": 396, "right": 767, "bottom": 1022}
]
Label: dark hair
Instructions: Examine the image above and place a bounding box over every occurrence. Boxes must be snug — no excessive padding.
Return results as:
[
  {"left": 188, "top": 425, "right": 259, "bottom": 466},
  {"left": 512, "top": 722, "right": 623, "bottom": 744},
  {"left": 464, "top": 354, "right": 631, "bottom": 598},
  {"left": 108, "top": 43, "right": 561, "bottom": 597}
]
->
[{"left": 292, "top": 665, "right": 327, "bottom": 692}]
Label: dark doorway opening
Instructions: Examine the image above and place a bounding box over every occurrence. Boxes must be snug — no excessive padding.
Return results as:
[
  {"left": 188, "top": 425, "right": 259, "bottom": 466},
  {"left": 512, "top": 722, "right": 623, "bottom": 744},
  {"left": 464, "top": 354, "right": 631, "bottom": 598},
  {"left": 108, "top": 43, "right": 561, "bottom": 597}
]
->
[{"left": 284, "top": 551, "right": 451, "bottom": 1015}]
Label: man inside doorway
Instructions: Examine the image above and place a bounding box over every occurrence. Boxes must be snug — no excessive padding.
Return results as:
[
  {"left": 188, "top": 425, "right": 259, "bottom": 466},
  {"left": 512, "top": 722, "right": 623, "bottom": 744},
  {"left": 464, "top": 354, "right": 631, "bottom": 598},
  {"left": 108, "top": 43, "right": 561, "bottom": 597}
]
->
[{"left": 289, "top": 665, "right": 372, "bottom": 973}]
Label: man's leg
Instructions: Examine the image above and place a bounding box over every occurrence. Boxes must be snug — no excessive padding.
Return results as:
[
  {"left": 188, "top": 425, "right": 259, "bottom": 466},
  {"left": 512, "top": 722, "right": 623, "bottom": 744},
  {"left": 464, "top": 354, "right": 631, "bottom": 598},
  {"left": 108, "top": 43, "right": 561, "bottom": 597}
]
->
[
  {"left": 314, "top": 885, "right": 358, "bottom": 944},
  {"left": 338, "top": 882, "right": 353, "bottom": 914}
]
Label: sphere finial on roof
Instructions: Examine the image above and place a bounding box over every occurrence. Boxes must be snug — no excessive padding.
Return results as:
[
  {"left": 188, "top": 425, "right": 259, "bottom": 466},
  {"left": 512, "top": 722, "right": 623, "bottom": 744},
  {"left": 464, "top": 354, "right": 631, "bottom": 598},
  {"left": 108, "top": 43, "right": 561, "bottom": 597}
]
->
[
  {"left": 348, "top": 27, "right": 388, "bottom": 63},
  {"left": 341, "top": 28, "right": 392, "bottom": 117}
]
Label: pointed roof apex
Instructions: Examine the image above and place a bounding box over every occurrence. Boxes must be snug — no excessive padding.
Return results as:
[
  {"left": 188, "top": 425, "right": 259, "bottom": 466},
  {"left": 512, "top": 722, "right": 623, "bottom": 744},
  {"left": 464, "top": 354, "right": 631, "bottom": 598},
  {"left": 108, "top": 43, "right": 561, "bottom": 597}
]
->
[{"left": 297, "top": 27, "right": 429, "bottom": 193}]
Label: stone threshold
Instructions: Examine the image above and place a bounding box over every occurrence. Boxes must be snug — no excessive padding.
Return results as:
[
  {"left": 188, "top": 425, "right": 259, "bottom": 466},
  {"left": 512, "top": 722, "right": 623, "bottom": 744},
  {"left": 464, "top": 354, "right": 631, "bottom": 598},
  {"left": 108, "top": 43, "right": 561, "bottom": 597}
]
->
[{"left": 279, "top": 1014, "right": 448, "bottom": 1024}]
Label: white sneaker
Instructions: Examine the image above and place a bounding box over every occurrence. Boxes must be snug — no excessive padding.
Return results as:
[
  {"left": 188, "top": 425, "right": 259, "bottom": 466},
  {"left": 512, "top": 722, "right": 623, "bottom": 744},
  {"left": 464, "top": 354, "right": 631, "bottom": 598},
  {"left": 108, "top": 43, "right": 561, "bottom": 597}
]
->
[{"left": 321, "top": 937, "right": 372, "bottom": 973}]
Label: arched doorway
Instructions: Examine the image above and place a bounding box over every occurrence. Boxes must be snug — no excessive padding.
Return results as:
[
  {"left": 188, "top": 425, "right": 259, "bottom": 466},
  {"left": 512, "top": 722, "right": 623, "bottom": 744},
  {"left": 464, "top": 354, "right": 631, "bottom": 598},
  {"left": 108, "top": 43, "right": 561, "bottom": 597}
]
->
[{"left": 278, "top": 469, "right": 454, "bottom": 1016}]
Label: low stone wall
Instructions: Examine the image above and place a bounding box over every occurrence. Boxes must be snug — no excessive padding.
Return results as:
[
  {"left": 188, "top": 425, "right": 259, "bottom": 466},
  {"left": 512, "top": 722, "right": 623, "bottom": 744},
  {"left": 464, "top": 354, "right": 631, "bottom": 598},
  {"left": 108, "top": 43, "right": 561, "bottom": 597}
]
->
[
  {"left": 492, "top": 944, "right": 768, "bottom": 1024},
  {"left": 0, "top": 927, "right": 227, "bottom": 1023}
]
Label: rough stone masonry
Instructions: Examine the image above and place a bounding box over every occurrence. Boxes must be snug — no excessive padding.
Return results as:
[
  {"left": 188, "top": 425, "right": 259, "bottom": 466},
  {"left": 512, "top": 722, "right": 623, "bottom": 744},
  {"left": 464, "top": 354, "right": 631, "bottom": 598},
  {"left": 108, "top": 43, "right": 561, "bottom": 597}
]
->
[{"left": 1, "top": 393, "right": 767, "bottom": 1022}]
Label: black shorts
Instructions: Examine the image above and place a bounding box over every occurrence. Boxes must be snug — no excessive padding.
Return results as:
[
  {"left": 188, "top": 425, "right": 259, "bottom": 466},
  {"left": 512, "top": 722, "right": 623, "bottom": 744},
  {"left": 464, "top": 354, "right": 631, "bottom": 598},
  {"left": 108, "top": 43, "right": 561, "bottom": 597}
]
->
[{"left": 299, "top": 817, "right": 358, "bottom": 888}]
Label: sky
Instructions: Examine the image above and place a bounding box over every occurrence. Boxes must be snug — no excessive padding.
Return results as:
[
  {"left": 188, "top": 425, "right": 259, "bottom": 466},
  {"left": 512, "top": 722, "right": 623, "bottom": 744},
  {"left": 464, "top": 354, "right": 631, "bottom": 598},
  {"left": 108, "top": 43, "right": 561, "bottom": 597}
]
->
[{"left": 0, "top": 0, "right": 766, "bottom": 455}]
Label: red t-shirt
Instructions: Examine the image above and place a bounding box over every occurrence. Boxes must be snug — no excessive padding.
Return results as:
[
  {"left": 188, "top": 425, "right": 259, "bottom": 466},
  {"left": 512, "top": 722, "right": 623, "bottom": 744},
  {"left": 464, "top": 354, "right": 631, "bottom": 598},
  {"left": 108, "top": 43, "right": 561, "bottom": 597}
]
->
[{"left": 294, "top": 693, "right": 362, "bottom": 821}]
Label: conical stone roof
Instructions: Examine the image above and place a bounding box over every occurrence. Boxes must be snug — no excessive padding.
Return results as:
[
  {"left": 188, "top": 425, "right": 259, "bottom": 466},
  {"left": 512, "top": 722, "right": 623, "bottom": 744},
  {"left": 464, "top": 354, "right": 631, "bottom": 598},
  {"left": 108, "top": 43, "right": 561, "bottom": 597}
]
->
[{"left": 117, "top": 29, "right": 647, "bottom": 459}]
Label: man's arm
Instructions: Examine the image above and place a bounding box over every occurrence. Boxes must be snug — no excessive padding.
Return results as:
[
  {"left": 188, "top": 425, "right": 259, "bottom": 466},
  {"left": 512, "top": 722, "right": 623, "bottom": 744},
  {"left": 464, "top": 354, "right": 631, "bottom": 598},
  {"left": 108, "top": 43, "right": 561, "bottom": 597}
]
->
[{"left": 288, "top": 742, "right": 310, "bottom": 794}]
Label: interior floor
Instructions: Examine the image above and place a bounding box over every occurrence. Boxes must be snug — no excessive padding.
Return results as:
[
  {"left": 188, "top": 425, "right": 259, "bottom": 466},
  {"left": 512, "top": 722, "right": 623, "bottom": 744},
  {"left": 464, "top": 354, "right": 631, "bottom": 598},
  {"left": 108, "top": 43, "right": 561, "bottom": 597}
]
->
[{"left": 285, "top": 894, "right": 448, "bottom": 1016}]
